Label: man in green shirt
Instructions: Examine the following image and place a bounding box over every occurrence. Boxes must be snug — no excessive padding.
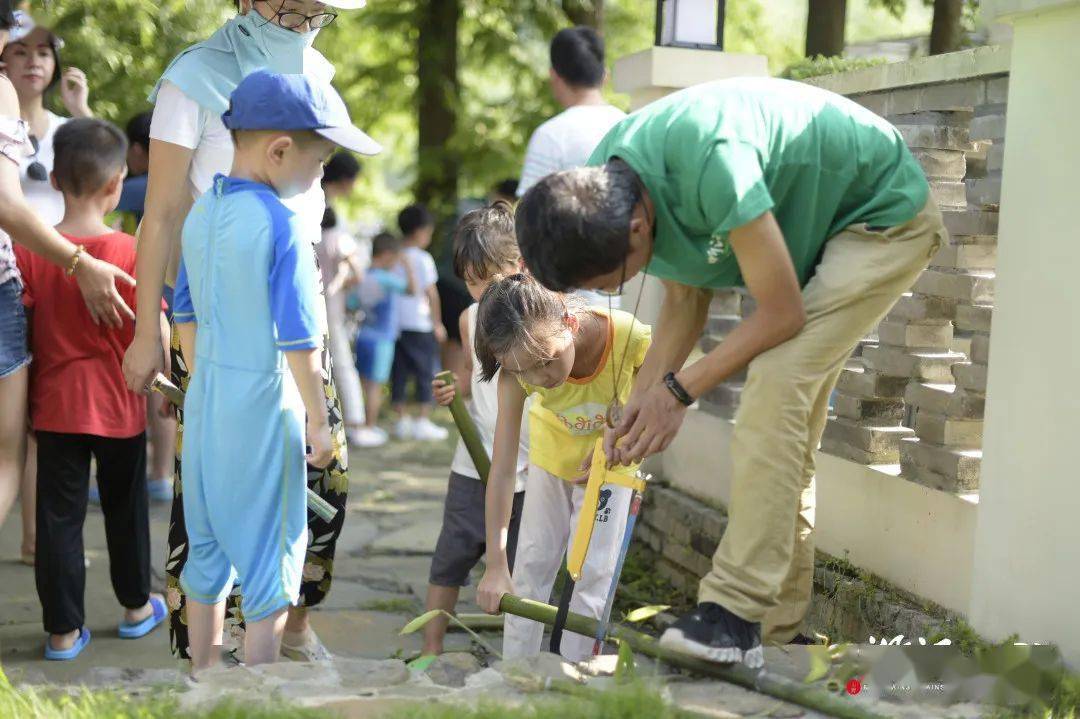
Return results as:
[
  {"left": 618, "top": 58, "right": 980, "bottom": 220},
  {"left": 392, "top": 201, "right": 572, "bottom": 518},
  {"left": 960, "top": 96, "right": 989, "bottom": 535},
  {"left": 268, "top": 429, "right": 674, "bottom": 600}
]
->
[{"left": 511, "top": 77, "right": 945, "bottom": 667}]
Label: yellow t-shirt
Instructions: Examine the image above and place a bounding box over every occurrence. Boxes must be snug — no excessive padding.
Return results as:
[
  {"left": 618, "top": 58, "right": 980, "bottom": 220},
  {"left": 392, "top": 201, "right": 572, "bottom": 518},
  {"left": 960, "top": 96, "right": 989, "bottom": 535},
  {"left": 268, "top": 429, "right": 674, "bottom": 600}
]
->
[{"left": 520, "top": 309, "right": 652, "bottom": 481}]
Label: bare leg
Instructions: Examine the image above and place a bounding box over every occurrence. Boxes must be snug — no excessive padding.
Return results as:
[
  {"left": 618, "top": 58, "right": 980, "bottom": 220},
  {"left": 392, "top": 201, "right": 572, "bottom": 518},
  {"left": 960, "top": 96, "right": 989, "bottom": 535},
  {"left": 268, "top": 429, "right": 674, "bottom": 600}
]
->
[
  {"left": 283, "top": 604, "right": 309, "bottom": 634},
  {"left": 421, "top": 584, "right": 460, "bottom": 656},
  {"left": 187, "top": 599, "right": 226, "bottom": 674},
  {"left": 0, "top": 367, "right": 28, "bottom": 534},
  {"left": 147, "top": 402, "right": 176, "bottom": 483},
  {"left": 21, "top": 432, "right": 35, "bottom": 560},
  {"left": 362, "top": 380, "right": 383, "bottom": 429},
  {"left": 245, "top": 607, "right": 288, "bottom": 666}
]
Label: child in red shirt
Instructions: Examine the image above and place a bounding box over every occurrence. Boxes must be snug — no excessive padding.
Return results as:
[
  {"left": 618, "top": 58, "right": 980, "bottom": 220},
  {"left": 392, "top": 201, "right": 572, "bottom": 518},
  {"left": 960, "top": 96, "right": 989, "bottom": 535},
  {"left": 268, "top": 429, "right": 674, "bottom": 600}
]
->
[{"left": 14, "top": 118, "right": 168, "bottom": 661}]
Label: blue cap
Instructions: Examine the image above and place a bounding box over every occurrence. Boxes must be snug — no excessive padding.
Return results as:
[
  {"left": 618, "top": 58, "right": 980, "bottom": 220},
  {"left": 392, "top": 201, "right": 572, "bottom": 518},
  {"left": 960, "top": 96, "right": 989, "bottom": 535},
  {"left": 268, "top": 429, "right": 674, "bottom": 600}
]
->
[{"left": 222, "top": 70, "right": 381, "bottom": 156}]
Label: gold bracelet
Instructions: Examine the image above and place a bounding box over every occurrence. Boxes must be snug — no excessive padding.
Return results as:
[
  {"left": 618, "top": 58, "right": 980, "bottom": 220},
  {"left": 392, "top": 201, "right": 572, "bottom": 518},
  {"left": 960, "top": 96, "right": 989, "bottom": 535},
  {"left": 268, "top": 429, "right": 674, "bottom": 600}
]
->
[{"left": 65, "top": 245, "right": 86, "bottom": 277}]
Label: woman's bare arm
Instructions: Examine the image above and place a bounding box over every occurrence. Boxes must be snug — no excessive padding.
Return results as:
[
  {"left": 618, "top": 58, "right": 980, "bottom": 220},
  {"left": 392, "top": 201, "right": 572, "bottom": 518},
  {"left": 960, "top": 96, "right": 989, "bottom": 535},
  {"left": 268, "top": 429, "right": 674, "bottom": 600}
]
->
[{"left": 122, "top": 139, "right": 195, "bottom": 392}]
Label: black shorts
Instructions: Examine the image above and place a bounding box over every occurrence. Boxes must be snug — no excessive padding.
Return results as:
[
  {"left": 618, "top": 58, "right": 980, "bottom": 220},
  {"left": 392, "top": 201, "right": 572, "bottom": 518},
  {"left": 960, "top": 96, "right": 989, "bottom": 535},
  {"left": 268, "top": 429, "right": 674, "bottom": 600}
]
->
[
  {"left": 390, "top": 330, "right": 438, "bottom": 404},
  {"left": 429, "top": 472, "right": 525, "bottom": 587}
]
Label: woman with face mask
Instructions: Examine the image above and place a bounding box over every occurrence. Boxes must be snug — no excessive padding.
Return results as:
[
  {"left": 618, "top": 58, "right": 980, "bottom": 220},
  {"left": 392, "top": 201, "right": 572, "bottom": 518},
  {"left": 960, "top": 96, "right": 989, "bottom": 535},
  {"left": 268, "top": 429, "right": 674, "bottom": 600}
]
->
[
  {"left": 121, "top": 0, "right": 374, "bottom": 664},
  {"left": 0, "top": 2, "right": 134, "bottom": 569}
]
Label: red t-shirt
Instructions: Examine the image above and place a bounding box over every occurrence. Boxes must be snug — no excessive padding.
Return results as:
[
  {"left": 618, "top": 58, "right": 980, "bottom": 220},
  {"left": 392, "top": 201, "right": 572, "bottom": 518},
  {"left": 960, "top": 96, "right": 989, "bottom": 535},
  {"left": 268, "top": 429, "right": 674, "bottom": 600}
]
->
[{"left": 14, "top": 232, "right": 157, "bottom": 438}]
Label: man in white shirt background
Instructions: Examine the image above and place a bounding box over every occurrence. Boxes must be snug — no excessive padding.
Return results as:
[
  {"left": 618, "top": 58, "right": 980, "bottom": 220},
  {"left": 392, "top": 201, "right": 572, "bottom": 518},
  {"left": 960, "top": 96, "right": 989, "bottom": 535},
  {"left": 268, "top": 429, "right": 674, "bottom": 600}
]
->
[{"left": 517, "top": 26, "right": 625, "bottom": 309}]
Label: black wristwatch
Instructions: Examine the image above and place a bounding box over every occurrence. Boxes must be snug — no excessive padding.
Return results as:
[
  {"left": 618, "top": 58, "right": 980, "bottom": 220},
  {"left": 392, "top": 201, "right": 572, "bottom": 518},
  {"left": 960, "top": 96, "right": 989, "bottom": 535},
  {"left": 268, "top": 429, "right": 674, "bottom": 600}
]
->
[{"left": 663, "top": 372, "right": 695, "bottom": 407}]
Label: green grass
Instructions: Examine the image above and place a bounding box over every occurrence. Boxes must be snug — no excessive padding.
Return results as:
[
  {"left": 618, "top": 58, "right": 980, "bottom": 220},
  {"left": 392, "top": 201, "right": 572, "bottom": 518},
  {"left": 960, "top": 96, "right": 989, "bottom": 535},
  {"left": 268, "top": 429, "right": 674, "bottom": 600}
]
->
[
  {"left": 0, "top": 671, "right": 325, "bottom": 719},
  {"left": 782, "top": 55, "right": 890, "bottom": 81},
  {"left": 386, "top": 681, "right": 694, "bottom": 719}
]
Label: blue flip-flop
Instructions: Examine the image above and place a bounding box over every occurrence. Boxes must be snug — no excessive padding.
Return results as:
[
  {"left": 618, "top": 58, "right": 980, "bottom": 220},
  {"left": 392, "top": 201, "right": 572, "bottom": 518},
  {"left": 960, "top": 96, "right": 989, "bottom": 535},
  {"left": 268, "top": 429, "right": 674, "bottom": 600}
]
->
[
  {"left": 118, "top": 595, "right": 167, "bottom": 639},
  {"left": 44, "top": 627, "right": 91, "bottom": 661}
]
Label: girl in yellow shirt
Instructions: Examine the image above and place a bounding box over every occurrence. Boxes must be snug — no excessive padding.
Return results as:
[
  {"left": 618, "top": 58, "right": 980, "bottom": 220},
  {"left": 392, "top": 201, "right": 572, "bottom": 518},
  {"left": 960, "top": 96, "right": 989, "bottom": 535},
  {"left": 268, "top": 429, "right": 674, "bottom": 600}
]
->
[{"left": 474, "top": 274, "right": 651, "bottom": 661}]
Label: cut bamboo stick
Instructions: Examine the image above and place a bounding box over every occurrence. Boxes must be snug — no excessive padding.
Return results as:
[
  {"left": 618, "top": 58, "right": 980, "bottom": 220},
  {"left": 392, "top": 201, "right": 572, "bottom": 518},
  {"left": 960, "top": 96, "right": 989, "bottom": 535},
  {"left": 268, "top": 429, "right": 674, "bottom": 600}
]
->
[
  {"left": 436, "top": 369, "right": 491, "bottom": 482},
  {"left": 499, "top": 594, "right": 888, "bottom": 719}
]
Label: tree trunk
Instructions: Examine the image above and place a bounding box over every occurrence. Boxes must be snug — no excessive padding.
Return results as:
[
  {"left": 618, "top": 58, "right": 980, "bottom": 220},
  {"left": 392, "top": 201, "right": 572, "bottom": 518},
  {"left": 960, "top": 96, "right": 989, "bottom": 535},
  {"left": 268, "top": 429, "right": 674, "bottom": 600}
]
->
[
  {"left": 415, "top": 0, "right": 460, "bottom": 219},
  {"left": 929, "top": 0, "right": 965, "bottom": 55},
  {"left": 805, "top": 0, "right": 847, "bottom": 58},
  {"left": 562, "top": 0, "right": 604, "bottom": 31}
]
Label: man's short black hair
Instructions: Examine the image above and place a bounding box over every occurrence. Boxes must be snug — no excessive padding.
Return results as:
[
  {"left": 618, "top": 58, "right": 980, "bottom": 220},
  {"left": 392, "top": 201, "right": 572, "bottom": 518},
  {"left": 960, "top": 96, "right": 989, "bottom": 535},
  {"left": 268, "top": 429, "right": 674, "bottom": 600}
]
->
[
  {"left": 125, "top": 111, "right": 153, "bottom": 151},
  {"left": 371, "top": 231, "right": 402, "bottom": 258},
  {"left": 52, "top": 118, "right": 128, "bottom": 197},
  {"left": 321, "top": 205, "right": 337, "bottom": 230},
  {"left": 550, "top": 26, "right": 605, "bottom": 89},
  {"left": 397, "top": 203, "right": 434, "bottom": 237},
  {"left": 323, "top": 151, "right": 361, "bottom": 185},
  {"left": 515, "top": 160, "right": 641, "bottom": 293},
  {"left": 493, "top": 178, "right": 518, "bottom": 199}
]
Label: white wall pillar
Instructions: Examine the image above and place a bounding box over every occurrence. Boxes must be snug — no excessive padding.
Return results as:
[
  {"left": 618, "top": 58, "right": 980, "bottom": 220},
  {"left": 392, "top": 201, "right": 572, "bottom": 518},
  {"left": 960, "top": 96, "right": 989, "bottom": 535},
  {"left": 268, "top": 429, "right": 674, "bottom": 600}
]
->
[{"left": 971, "top": 0, "right": 1080, "bottom": 667}]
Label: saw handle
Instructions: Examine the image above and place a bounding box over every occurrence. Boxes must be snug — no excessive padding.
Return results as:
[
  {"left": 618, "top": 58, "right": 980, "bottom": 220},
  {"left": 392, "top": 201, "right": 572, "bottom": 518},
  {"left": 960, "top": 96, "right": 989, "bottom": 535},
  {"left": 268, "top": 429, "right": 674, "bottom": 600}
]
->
[{"left": 566, "top": 438, "right": 646, "bottom": 581}]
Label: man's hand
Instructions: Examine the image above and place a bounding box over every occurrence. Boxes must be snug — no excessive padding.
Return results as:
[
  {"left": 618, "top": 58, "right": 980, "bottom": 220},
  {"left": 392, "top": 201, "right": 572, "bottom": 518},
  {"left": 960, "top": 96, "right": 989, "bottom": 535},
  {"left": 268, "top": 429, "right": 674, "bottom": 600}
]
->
[
  {"left": 306, "top": 419, "right": 334, "bottom": 469},
  {"left": 123, "top": 331, "right": 164, "bottom": 393},
  {"left": 433, "top": 323, "right": 448, "bottom": 344},
  {"left": 609, "top": 382, "right": 688, "bottom": 466},
  {"left": 74, "top": 254, "right": 135, "bottom": 328},
  {"left": 432, "top": 374, "right": 457, "bottom": 407},
  {"left": 477, "top": 565, "right": 513, "bottom": 614}
]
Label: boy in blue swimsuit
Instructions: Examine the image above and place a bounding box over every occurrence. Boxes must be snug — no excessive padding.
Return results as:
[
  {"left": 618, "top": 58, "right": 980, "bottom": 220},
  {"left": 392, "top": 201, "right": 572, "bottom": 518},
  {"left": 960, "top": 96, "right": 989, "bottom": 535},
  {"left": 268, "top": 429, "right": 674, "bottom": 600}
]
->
[{"left": 173, "top": 70, "right": 381, "bottom": 672}]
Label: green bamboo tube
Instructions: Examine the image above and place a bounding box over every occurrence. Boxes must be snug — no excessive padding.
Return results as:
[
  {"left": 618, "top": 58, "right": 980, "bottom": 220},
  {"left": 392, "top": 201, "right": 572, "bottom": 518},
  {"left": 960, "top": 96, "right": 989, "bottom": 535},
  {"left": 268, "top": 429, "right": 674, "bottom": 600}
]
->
[
  {"left": 436, "top": 369, "right": 491, "bottom": 482},
  {"left": 499, "top": 594, "right": 888, "bottom": 719}
]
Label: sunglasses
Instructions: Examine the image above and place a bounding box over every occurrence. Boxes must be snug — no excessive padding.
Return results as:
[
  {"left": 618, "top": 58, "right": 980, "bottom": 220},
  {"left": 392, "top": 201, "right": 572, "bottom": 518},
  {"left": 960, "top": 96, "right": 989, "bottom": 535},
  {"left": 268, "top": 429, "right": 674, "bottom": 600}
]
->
[{"left": 26, "top": 135, "right": 47, "bottom": 182}]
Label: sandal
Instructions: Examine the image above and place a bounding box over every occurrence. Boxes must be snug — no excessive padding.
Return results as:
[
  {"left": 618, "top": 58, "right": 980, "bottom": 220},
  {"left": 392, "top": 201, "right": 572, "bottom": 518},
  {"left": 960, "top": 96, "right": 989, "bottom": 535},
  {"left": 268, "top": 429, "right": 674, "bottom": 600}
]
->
[
  {"left": 44, "top": 627, "right": 91, "bottom": 661},
  {"left": 118, "top": 595, "right": 167, "bottom": 639}
]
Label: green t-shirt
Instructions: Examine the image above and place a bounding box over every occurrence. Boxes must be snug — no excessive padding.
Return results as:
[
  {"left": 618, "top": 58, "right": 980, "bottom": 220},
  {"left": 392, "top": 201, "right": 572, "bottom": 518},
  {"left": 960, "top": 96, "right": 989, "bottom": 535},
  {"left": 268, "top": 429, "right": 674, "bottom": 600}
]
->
[{"left": 588, "top": 77, "right": 929, "bottom": 289}]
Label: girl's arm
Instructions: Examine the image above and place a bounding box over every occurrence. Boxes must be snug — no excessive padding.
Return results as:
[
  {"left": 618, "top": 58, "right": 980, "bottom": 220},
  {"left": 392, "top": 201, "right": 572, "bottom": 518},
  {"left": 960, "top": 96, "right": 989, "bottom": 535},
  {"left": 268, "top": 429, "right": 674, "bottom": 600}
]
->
[
  {"left": 123, "top": 139, "right": 196, "bottom": 392},
  {"left": 476, "top": 371, "right": 527, "bottom": 614}
]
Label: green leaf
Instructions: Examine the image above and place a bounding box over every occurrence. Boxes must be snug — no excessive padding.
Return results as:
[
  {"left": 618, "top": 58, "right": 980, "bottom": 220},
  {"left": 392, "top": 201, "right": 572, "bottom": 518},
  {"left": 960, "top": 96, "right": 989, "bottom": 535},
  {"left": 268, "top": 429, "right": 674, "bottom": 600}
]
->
[
  {"left": 399, "top": 609, "right": 442, "bottom": 635},
  {"left": 804, "top": 645, "right": 832, "bottom": 684},
  {"left": 624, "top": 605, "right": 670, "bottom": 624}
]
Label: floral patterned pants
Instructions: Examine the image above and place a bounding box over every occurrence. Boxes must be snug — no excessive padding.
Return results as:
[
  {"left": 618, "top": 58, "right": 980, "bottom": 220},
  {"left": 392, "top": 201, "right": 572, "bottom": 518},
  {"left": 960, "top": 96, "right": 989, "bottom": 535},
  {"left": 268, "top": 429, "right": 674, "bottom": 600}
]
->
[{"left": 163, "top": 321, "right": 350, "bottom": 660}]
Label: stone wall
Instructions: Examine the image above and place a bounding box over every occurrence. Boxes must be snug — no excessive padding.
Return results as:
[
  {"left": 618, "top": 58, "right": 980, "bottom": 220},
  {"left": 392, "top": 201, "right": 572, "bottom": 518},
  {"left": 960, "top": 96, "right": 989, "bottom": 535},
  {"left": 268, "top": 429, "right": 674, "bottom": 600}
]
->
[
  {"left": 638, "top": 483, "right": 956, "bottom": 642},
  {"left": 698, "top": 71, "right": 1008, "bottom": 498}
]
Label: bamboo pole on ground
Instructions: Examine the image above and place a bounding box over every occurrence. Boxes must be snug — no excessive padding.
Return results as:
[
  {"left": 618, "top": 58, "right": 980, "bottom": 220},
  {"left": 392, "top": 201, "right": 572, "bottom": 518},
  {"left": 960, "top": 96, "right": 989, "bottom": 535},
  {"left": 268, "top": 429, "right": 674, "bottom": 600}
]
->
[
  {"left": 499, "top": 594, "right": 887, "bottom": 719},
  {"left": 435, "top": 370, "right": 491, "bottom": 481}
]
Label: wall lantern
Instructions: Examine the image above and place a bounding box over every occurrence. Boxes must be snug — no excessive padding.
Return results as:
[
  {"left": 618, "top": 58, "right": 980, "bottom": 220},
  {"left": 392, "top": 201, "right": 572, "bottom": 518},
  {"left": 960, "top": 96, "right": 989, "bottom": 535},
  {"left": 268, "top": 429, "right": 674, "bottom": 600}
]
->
[{"left": 655, "top": 0, "right": 726, "bottom": 51}]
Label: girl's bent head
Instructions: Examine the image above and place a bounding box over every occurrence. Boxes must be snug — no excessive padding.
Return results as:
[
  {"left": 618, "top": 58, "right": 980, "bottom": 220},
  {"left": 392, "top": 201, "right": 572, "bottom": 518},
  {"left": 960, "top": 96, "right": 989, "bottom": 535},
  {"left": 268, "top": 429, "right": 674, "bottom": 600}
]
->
[
  {"left": 474, "top": 274, "right": 578, "bottom": 388},
  {"left": 452, "top": 200, "right": 522, "bottom": 301}
]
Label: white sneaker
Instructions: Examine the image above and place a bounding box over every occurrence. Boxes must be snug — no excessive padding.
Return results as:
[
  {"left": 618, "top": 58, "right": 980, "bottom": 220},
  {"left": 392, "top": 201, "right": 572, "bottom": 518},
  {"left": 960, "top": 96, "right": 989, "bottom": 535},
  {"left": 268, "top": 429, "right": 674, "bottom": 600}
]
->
[
  {"left": 412, "top": 417, "right": 449, "bottom": 442},
  {"left": 392, "top": 417, "right": 415, "bottom": 440},
  {"left": 352, "top": 427, "right": 389, "bottom": 448}
]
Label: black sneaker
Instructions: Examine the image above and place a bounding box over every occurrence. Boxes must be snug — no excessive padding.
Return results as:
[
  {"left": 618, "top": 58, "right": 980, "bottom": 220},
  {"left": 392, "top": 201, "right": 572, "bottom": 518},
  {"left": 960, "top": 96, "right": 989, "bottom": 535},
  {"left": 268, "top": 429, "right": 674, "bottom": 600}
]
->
[{"left": 659, "top": 602, "right": 764, "bottom": 668}]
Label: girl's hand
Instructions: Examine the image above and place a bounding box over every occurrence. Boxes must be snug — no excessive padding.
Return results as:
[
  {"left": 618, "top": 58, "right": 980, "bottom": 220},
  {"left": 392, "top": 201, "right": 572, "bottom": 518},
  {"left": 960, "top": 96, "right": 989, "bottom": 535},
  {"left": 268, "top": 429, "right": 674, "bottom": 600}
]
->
[
  {"left": 433, "top": 322, "right": 448, "bottom": 344},
  {"left": 432, "top": 375, "right": 457, "bottom": 406},
  {"left": 59, "top": 68, "right": 92, "bottom": 118},
  {"left": 306, "top": 420, "right": 334, "bottom": 469},
  {"left": 477, "top": 565, "right": 513, "bottom": 614}
]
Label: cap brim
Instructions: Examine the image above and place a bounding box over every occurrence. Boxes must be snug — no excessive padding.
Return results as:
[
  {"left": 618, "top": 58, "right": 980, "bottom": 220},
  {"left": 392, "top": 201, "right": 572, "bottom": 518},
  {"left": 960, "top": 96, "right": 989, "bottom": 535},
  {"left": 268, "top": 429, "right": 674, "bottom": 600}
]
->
[
  {"left": 321, "top": 0, "right": 367, "bottom": 8},
  {"left": 317, "top": 126, "right": 382, "bottom": 156}
]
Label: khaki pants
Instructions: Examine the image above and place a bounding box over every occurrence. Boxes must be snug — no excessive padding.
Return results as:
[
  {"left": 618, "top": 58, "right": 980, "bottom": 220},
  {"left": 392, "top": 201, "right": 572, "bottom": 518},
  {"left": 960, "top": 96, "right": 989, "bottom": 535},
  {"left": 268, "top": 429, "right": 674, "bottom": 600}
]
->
[{"left": 699, "top": 198, "right": 946, "bottom": 644}]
